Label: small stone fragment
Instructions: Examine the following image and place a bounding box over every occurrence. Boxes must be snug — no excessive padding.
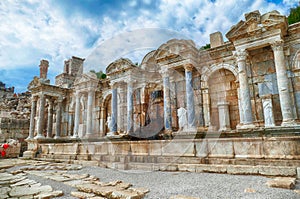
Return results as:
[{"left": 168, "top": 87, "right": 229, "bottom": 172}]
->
[
  {"left": 266, "top": 177, "right": 296, "bottom": 189},
  {"left": 71, "top": 191, "right": 95, "bottom": 198},
  {"left": 244, "top": 188, "right": 256, "bottom": 193}
]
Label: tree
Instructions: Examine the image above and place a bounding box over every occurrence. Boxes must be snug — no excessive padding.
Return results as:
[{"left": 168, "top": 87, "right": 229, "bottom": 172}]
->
[
  {"left": 90, "top": 70, "right": 107, "bottom": 79},
  {"left": 288, "top": 2, "right": 300, "bottom": 25}
]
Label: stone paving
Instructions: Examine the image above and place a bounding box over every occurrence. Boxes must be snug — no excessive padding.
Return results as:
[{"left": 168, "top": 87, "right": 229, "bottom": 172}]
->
[
  {"left": 0, "top": 159, "right": 149, "bottom": 199},
  {"left": 1, "top": 159, "right": 300, "bottom": 198}
]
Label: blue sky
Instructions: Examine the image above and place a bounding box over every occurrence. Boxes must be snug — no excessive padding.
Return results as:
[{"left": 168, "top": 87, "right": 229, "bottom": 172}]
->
[{"left": 0, "top": 0, "right": 299, "bottom": 93}]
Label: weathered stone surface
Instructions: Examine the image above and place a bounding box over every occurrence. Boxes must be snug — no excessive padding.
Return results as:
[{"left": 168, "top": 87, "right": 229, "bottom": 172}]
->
[
  {"left": 33, "top": 190, "right": 64, "bottom": 199},
  {"left": 259, "top": 166, "right": 296, "bottom": 176},
  {"left": 266, "top": 177, "right": 296, "bottom": 189},
  {"left": 227, "top": 165, "right": 258, "bottom": 175},
  {"left": 64, "top": 180, "right": 91, "bottom": 187},
  {"left": 9, "top": 185, "right": 53, "bottom": 197},
  {"left": 71, "top": 191, "right": 95, "bottom": 198},
  {"left": 128, "top": 187, "right": 150, "bottom": 195}
]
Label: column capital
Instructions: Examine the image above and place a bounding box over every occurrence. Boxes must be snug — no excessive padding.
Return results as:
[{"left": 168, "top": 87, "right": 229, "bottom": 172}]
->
[
  {"left": 184, "top": 64, "right": 194, "bottom": 72},
  {"left": 32, "top": 95, "right": 39, "bottom": 102},
  {"left": 159, "top": 67, "right": 171, "bottom": 78},
  {"left": 271, "top": 39, "right": 284, "bottom": 52},
  {"left": 234, "top": 49, "right": 248, "bottom": 62},
  {"left": 110, "top": 82, "right": 118, "bottom": 89}
]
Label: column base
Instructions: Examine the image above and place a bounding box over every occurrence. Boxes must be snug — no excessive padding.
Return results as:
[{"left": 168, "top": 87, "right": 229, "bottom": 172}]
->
[
  {"left": 22, "top": 151, "right": 35, "bottom": 159},
  {"left": 237, "top": 123, "right": 256, "bottom": 130},
  {"left": 54, "top": 135, "right": 61, "bottom": 139},
  {"left": 34, "top": 134, "right": 45, "bottom": 139},
  {"left": 219, "top": 127, "right": 231, "bottom": 132},
  {"left": 281, "top": 120, "right": 298, "bottom": 127}
]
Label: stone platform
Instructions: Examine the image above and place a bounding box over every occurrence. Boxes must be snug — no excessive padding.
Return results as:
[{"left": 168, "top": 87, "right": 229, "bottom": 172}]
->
[{"left": 25, "top": 135, "right": 300, "bottom": 177}]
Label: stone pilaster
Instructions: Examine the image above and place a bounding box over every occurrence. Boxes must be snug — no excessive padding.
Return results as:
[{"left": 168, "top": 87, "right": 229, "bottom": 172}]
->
[
  {"left": 160, "top": 68, "right": 172, "bottom": 134},
  {"left": 184, "top": 64, "right": 196, "bottom": 130},
  {"left": 271, "top": 40, "right": 296, "bottom": 126},
  {"left": 86, "top": 89, "right": 95, "bottom": 137},
  {"left": 54, "top": 98, "right": 63, "bottom": 139},
  {"left": 27, "top": 96, "right": 38, "bottom": 139},
  {"left": 217, "top": 101, "right": 231, "bottom": 131},
  {"left": 73, "top": 92, "right": 81, "bottom": 138},
  {"left": 46, "top": 98, "right": 54, "bottom": 138},
  {"left": 127, "top": 82, "right": 134, "bottom": 134},
  {"left": 234, "top": 49, "right": 255, "bottom": 129},
  {"left": 35, "top": 94, "right": 46, "bottom": 139},
  {"left": 111, "top": 84, "right": 118, "bottom": 133},
  {"left": 261, "top": 95, "right": 275, "bottom": 127}
]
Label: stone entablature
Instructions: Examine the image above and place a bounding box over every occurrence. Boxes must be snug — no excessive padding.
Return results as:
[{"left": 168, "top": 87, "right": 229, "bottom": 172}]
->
[{"left": 25, "top": 10, "right": 300, "bottom": 143}]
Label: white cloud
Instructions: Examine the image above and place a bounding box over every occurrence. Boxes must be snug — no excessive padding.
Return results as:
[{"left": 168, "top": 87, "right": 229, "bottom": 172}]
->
[{"left": 283, "top": 0, "right": 299, "bottom": 7}]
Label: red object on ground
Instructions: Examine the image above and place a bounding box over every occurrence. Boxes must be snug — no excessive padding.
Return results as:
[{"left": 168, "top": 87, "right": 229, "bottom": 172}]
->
[
  {"left": 1, "top": 150, "right": 6, "bottom": 157},
  {"left": 2, "top": 143, "right": 9, "bottom": 149}
]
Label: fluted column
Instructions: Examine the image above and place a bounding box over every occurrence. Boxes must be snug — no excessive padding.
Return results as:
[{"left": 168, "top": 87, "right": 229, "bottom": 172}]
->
[
  {"left": 46, "top": 98, "right": 54, "bottom": 138},
  {"left": 271, "top": 40, "right": 296, "bottom": 126},
  {"left": 99, "top": 107, "right": 106, "bottom": 137},
  {"left": 86, "top": 89, "right": 95, "bottom": 137},
  {"left": 72, "top": 92, "right": 81, "bottom": 138},
  {"left": 35, "top": 94, "right": 46, "bottom": 139},
  {"left": 127, "top": 82, "right": 134, "bottom": 134},
  {"left": 184, "top": 64, "right": 196, "bottom": 130},
  {"left": 234, "top": 49, "right": 255, "bottom": 128},
  {"left": 160, "top": 68, "right": 172, "bottom": 133},
  {"left": 27, "top": 96, "right": 38, "bottom": 139},
  {"left": 111, "top": 84, "right": 118, "bottom": 133},
  {"left": 54, "top": 98, "right": 63, "bottom": 139}
]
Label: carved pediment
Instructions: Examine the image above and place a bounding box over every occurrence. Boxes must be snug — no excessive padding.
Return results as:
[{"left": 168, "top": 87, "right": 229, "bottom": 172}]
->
[
  {"left": 74, "top": 72, "right": 98, "bottom": 85},
  {"left": 27, "top": 76, "right": 41, "bottom": 90},
  {"left": 226, "top": 10, "right": 288, "bottom": 42},
  {"left": 106, "top": 58, "right": 136, "bottom": 75},
  {"left": 155, "top": 39, "right": 197, "bottom": 62}
]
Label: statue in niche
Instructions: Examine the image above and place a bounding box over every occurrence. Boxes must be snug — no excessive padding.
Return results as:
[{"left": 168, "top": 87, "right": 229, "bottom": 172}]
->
[
  {"left": 106, "top": 114, "right": 116, "bottom": 136},
  {"left": 177, "top": 107, "right": 187, "bottom": 131},
  {"left": 263, "top": 99, "right": 275, "bottom": 127}
]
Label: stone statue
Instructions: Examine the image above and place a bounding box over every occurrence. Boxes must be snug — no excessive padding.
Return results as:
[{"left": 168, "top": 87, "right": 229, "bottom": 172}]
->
[
  {"left": 106, "top": 114, "right": 115, "bottom": 136},
  {"left": 177, "top": 107, "right": 187, "bottom": 131}
]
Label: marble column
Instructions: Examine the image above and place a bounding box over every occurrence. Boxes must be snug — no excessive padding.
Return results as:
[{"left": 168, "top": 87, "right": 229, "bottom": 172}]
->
[
  {"left": 27, "top": 96, "right": 38, "bottom": 139},
  {"left": 127, "top": 82, "right": 134, "bottom": 134},
  {"left": 184, "top": 64, "right": 196, "bottom": 130},
  {"left": 46, "top": 99, "right": 54, "bottom": 138},
  {"left": 234, "top": 49, "right": 255, "bottom": 128},
  {"left": 271, "top": 40, "right": 296, "bottom": 126},
  {"left": 72, "top": 92, "right": 81, "bottom": 138},
  {"left": 54, "top": 98, "right": 63, "bottom": 139},
  {"left": 261, "top": 95, "right": 275, "bottom": 127},
  {"left": 86, "top": 89, "right": 95, "bottom": 137},
  {"left": 111, "top": 85, "right": 118, "bottom": 133},
  {"left": 35, "top": 94, "right": 46, "bottom": 139},
  {"left": 99, "top": 107, "right": 106, "bottom": 137},
  {"left": 68, "top": 111, "right": 74, "bottom": 137},
  {"left": 161, "top": 68, "right": 172, "bottom": 132},
  {"left": 218, "top": 101, "right": 231, "bottom": 131},
  {"left": 202, "top": 88, "right": 211, "bottom": 127}
]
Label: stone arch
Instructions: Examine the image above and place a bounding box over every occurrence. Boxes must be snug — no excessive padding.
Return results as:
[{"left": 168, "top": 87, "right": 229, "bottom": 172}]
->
[
  {"left": 201, "top": 63, "right": 238, "bottom": 88},
  {"left": 292, "top": 49, "right": 300, "bottom": 71},
  {"left": 207, "top": 68, "right": 239, "bottom": 131},
  {"left": 140, "top": 50, "right": 157, "bottom": 71}
]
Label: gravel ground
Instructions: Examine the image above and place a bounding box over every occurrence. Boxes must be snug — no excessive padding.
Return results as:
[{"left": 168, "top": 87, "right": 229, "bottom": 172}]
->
[{"left": 9, "top": 164, "right": 300, "bottom": 199}]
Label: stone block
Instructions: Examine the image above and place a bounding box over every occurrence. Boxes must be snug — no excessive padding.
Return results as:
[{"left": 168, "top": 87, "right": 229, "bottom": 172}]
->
[
  {"left": 297, "top": 167, "right": 300, "bottom": 179},
  {"left": 130, "top": 141, "right": 149, "bottom": 156},
  {"left": 233, "top": 138, "right": 263, "bottom": 159},
  {"left": 108, "top": 141, "right": 130, "bottom": 155},
  {"left": 266, "top": 177, "right": 296, "bottom": 189},
  {"left": 210, "top": 32, "right": 224, "bottom": 48},
  {"left": 93, "top": 142, "right": 108, "bottom": 155},
  {"left": 161, "top": 140, "right": 195, "bottom": 157},
  {"left": 226, "top": 165, "right": 258, "bottom": 175},
  {"left": 178, "top": 164, "right": 196, "bottom": 172},
  {"left": 263, "top": 137, "right": 300, "bottom": 159},
  {"left": 194, "top": 140, "right": 207, "bottom": 158},
  {"left": 207, "top": 138, "right": 234, "bottom": 158},
  {"left": 258, "top": 166, "right": 296, "bottom": 176},
  {"left": 195, "top": 164, "right": 226, "bottom": 173}
]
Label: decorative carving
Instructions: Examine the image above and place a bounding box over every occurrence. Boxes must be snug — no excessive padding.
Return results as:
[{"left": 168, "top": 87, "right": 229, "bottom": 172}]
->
[
  {"left": 184, "top": 64, "right": 193, "bottom": 72},
  {"left": 271, "top": 39, "right": 284, "bottom": 52},
  {"left": 234, "top": 49, "right": 248, "bottom": 62}
]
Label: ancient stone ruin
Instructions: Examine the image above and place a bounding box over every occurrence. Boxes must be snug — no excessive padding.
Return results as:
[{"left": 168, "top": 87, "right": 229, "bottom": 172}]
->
[{"left": 22, "top": 10, "right": 300, "bottom": 177}]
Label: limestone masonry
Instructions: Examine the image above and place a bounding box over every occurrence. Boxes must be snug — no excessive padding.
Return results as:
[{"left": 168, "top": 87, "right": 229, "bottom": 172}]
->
[{"left": 21, "top": 10, "right": 300, "bottom": 176}]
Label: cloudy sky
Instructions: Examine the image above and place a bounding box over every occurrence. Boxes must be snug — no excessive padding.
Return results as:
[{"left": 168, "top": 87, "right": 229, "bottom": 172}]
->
[{"left": 0, "top": 0, "right": 299, "bottom": 93}]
